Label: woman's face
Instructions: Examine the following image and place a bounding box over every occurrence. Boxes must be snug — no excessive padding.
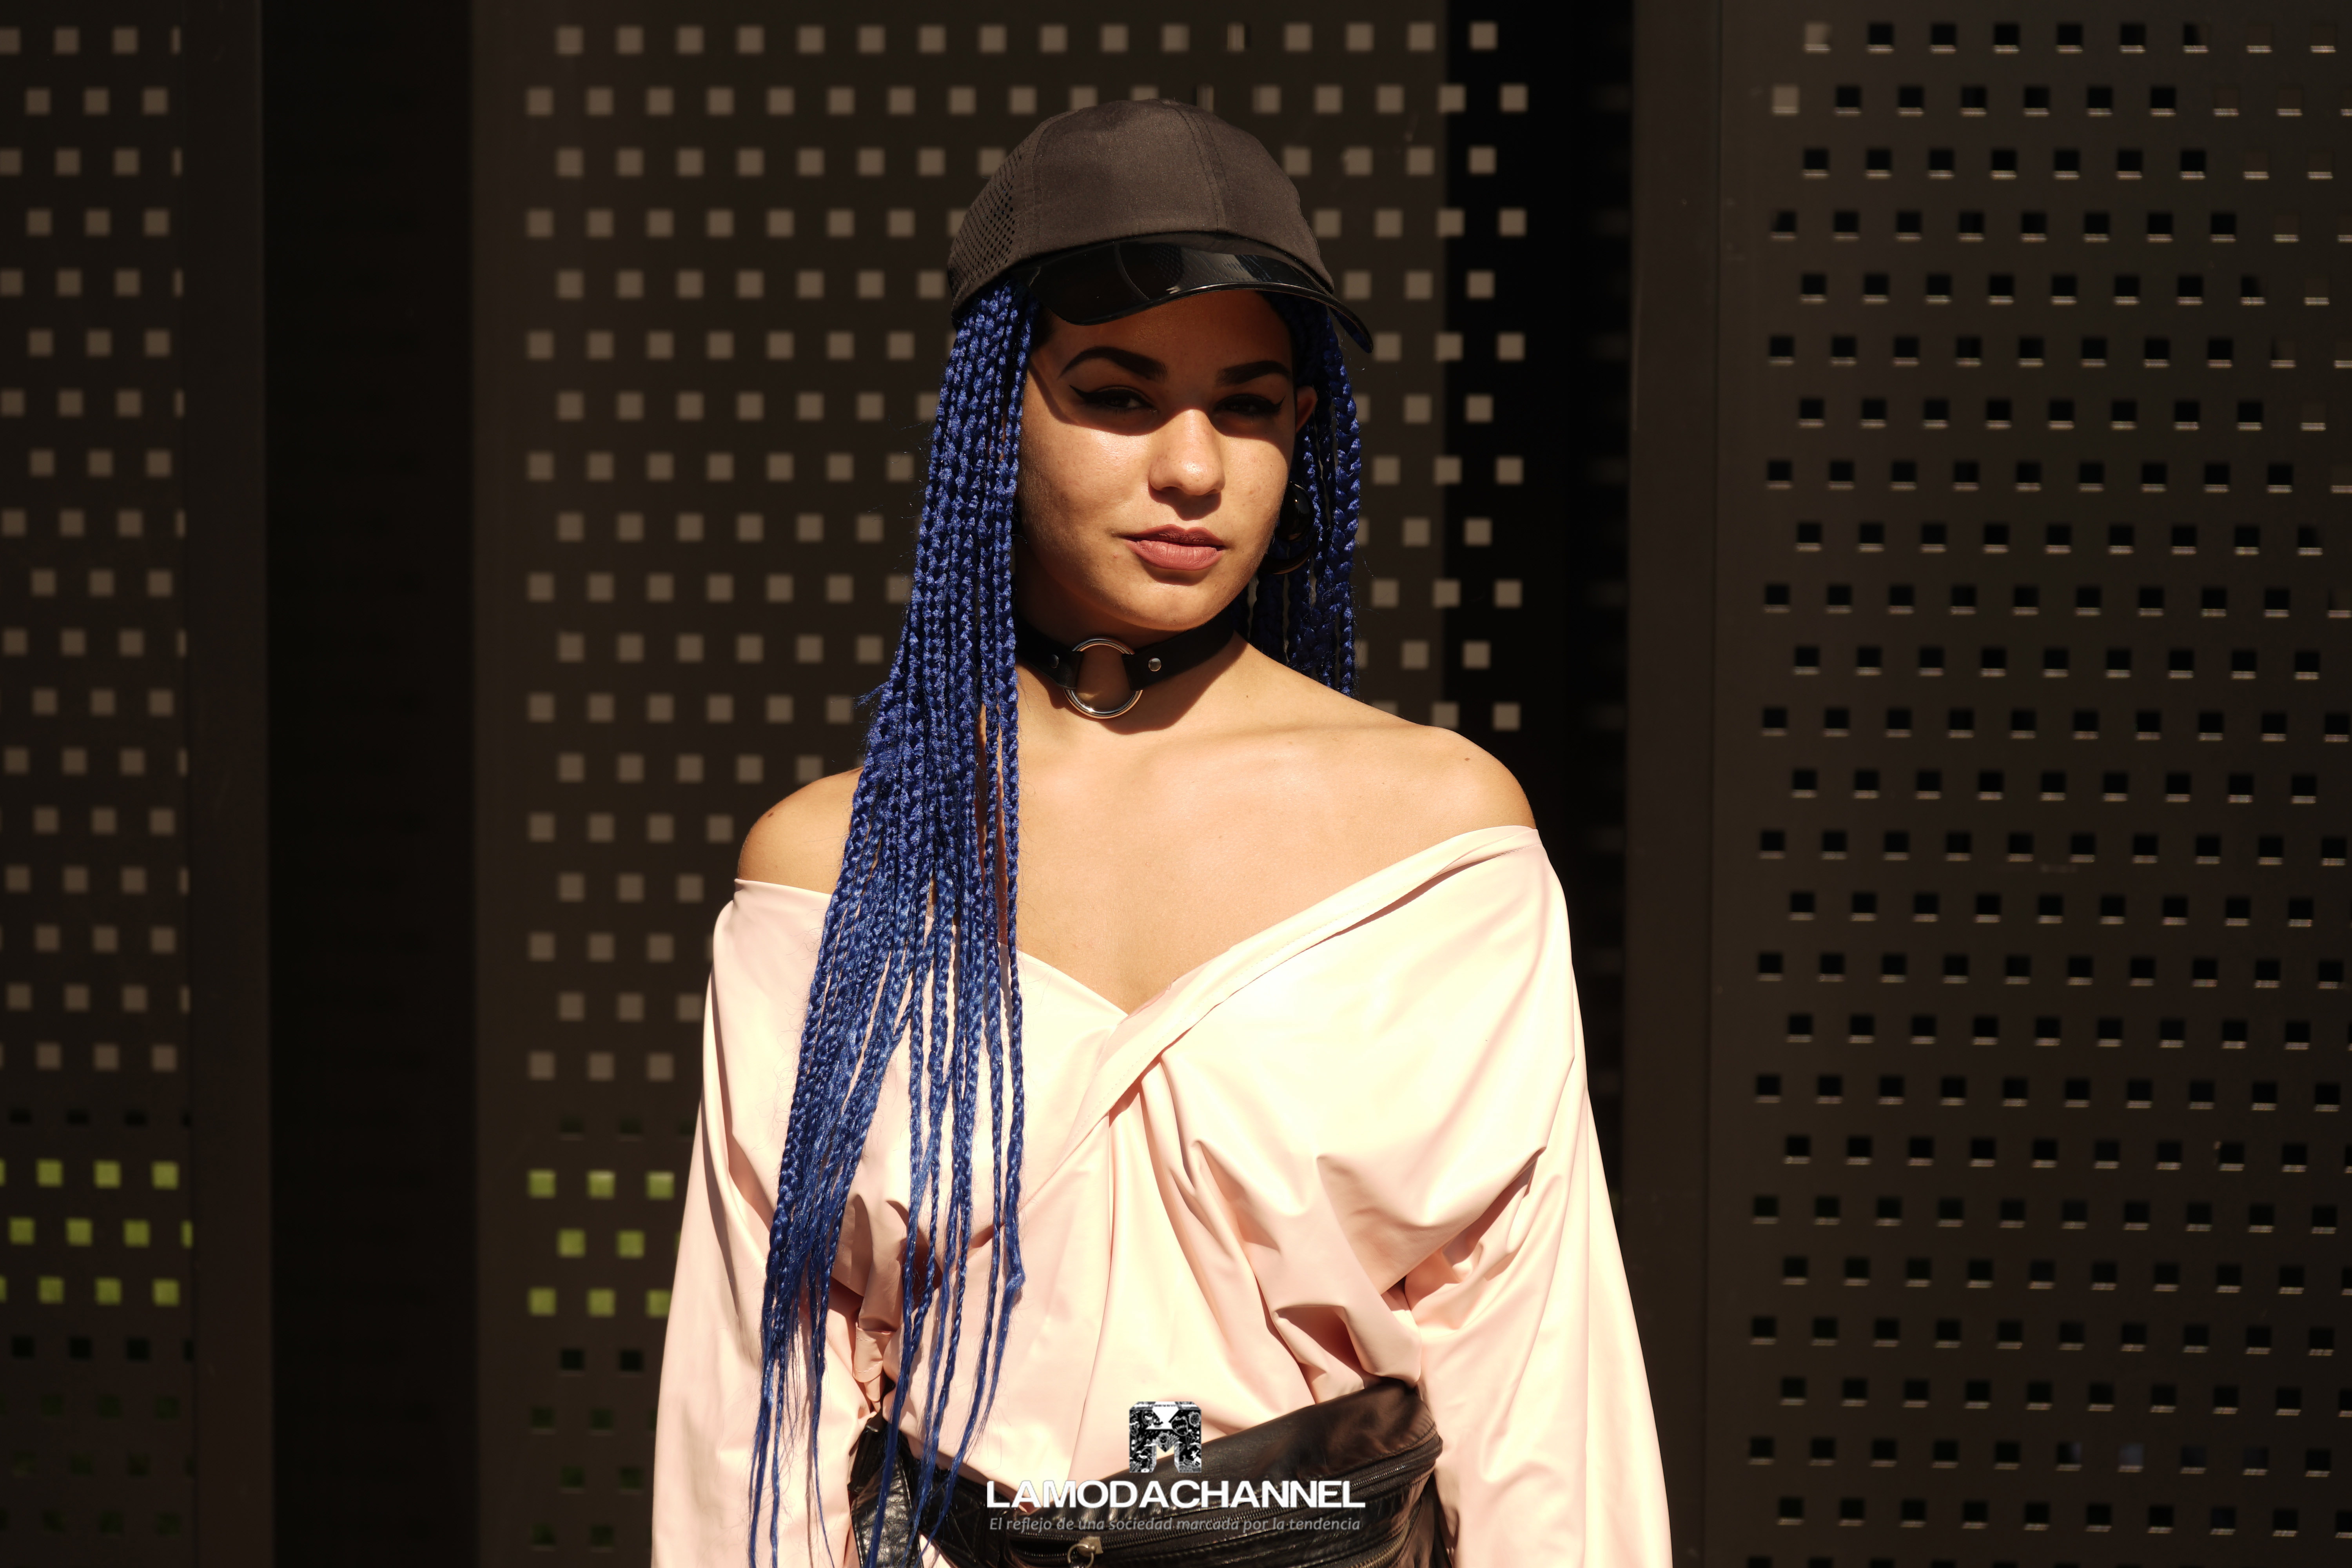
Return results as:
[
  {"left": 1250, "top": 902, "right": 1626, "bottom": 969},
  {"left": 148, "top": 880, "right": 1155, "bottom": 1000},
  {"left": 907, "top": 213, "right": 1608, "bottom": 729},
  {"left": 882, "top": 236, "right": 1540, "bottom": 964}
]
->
[{"left": 1014, "top": 289, "right": 1318, "bottom": 641}]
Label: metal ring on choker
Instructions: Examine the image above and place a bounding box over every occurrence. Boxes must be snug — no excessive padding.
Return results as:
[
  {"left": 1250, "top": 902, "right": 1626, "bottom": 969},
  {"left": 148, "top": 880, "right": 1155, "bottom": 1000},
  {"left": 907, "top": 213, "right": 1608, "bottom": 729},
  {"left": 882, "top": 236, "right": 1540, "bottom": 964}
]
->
[
  {"left": 1014, "top": 613, "right": 1235, "bottom": 722},
  {"left": 1053, "top": 637, "right": 1143, "bottom": 720}
]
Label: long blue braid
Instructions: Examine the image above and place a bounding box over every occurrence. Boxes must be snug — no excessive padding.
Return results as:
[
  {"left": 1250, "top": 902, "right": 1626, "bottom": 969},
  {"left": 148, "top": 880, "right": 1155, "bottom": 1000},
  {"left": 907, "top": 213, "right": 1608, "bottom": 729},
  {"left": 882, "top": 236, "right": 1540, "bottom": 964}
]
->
[
  {"left": 748, "top": 281, "right": 1364, "bottom": 1567},
  {"left": 1254, "top": 296, "right": 1364, "bottom": 693}
]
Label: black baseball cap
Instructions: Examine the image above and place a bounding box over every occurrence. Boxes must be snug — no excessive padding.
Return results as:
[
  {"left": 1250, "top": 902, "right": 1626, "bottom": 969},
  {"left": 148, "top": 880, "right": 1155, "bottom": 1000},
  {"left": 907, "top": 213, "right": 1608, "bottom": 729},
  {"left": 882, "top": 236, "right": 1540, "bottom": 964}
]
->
[{"left": 946, "top": 99, "right": 1370, "bottom": 348}]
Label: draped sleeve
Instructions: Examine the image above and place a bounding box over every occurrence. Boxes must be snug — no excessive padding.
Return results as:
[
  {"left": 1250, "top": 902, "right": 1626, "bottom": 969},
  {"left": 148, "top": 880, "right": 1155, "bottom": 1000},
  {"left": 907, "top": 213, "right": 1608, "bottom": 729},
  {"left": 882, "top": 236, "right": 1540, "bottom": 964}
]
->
[
  {"left": 653, "top": 884, "right": 902, "bottom": 1568},
  {"left": 1348, "top": 853, "right": 1666, "bottom": 1564}
]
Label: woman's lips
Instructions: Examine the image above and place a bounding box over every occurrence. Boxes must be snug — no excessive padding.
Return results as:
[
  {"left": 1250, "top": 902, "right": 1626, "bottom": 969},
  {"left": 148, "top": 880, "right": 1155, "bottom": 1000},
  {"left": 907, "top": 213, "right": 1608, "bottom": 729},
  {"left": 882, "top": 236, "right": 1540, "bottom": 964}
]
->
[{"left": 1125, "top": 528, "right": 1223, "bottom": 572}]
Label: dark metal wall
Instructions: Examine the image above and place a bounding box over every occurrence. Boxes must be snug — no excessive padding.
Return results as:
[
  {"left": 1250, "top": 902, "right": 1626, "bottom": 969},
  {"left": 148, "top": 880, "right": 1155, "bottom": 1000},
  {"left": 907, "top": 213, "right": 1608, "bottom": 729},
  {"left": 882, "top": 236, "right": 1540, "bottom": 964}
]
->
[
  {"left": 1632, "top": 4, "right": 2349, "bottom": 1561},
  {"left": 0, "top": 12, "right": 199, "bottom": 1561},
  {"left": 260, "top": 0, "right": 478, "bottom": 1558},
  {"left": 1447, "top": 9, "right": 1635, "bottom": 1140},
  {"left": 8, "top": 0, "right": 474, "bottom": 1561}
]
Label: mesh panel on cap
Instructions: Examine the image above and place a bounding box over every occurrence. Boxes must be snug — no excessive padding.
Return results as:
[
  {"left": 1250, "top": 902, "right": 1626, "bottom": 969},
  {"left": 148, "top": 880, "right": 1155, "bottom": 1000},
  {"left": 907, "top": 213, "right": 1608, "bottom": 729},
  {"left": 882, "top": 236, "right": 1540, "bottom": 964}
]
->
[{"left": 947, "top": 138, "right": 1027, "bottom": 311}]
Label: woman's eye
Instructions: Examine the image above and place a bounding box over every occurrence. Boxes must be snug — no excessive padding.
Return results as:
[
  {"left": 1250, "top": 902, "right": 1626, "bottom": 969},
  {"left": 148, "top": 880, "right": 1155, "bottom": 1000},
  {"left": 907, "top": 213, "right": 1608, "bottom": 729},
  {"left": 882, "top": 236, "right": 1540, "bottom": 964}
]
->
[
  {"left": 1219, "top": 396, "right": 1280, "bottom": 418},
  {"left": 1076, "top": 386, "right": 1152, "bottom": 412}
]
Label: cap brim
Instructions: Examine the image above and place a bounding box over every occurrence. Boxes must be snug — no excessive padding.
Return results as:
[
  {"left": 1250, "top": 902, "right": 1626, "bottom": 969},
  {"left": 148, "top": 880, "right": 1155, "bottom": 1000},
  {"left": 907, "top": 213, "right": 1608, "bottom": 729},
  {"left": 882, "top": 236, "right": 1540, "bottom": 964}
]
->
[{"left": 1015, "top": 237, "right": 1372, "bottom": 350}]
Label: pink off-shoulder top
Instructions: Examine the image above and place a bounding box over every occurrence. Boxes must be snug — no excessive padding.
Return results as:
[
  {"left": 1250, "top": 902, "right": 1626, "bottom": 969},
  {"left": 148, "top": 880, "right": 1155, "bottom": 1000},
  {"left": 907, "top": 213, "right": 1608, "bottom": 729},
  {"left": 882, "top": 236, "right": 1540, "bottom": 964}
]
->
[{"left": 652, "top": 826, "right": 1671, "bottom": 1566}]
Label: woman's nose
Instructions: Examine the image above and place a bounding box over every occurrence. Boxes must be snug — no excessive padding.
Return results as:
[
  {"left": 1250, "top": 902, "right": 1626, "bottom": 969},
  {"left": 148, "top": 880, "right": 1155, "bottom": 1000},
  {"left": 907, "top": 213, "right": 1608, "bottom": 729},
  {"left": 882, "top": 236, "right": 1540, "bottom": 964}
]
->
[{"left": 1149, "top": 409, "right": 1224, "bottom": 497}]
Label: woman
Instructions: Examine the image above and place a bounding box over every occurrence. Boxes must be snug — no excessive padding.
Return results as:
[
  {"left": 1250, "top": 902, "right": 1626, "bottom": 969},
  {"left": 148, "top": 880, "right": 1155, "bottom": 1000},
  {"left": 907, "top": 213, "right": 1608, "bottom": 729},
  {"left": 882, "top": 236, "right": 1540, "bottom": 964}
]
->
[{"left": 653, "top": 100, "right": 1668, "bottom": 1567}]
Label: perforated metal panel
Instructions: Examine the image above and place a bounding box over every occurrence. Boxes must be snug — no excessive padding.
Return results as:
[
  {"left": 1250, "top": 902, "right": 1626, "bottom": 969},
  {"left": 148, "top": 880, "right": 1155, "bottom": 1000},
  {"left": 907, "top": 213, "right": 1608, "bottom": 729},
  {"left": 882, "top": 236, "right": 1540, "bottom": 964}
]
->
[
  {"left": 1439, "top": 10, "right": 1630, "bottom": 1138},
  {"left": 0, "top": 11, "right": 196, "bottom": 1560},
  {"left": 1705, "top": 8, "right": 2347, "bottom": 1560},
  {"left": 472, "top": 7, "right": 1479, "bottom": 1559}
]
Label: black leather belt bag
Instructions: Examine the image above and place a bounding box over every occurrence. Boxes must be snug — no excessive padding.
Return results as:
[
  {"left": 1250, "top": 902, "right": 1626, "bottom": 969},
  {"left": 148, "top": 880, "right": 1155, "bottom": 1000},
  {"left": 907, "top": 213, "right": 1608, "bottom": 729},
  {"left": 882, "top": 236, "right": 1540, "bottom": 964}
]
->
[{"left": 848, "top": 1379, "right": 1452, "bottom": 1568}]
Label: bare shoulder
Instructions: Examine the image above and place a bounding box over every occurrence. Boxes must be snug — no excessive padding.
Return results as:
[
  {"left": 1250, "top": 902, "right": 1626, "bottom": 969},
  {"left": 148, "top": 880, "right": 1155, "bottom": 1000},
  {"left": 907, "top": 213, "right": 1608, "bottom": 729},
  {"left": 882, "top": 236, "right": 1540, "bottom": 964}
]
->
[
  {"left": 737, "top": 768, "right": 860, "bottom": 893},
  {"left": 1265, "top": 668, "right": 1534, "bottom": 838},
  {"left": 1346, "top": 714, "right": 1535, "bottom": 837}
]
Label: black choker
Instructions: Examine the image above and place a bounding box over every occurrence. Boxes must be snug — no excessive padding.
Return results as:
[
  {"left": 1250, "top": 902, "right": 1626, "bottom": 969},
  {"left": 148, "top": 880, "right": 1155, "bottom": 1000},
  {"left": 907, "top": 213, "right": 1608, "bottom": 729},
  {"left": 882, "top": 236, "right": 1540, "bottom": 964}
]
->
[{"left": 1014, "top": 612, "right": 1235, "bottom": 720}]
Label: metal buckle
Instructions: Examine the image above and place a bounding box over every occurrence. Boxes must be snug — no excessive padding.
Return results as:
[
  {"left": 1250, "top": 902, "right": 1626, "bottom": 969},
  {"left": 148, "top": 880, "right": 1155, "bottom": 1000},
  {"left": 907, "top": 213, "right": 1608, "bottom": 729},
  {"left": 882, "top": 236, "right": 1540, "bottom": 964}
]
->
[{"left": 1050, "top": 637, "right": 1141, "bottom": 720}]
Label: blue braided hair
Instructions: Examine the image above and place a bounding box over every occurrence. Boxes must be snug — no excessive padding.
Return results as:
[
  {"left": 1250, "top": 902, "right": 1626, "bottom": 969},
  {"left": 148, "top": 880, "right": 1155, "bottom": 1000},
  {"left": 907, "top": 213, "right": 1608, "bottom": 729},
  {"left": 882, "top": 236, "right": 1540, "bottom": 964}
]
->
[
  {"left": 748, "top": 281, "right": 1364, "bottom": 1567},
  {"left": 1254, "top": 295, "right": 1364, "bottom": 693}
]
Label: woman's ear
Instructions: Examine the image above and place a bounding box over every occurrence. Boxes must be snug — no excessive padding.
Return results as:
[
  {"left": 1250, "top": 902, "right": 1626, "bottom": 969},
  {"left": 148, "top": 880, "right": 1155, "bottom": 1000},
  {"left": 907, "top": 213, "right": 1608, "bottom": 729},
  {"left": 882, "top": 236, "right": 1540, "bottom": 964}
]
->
[{"left": 1292, "top": 384, "right": 1320, "bottom": 433}]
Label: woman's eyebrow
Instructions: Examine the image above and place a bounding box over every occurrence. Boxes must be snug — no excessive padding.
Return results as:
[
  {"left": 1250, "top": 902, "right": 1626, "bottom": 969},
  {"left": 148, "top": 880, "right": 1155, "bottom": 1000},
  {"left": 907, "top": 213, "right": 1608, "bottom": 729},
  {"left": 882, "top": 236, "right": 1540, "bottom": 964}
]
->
[
  {"left": 1217, "top": 359, "right": 1294, "bottom": 387},
  {"left": 1058, "top": 345, "right": 1164, "bottom": 379},
  {"left": 1055, "top": 347, "right": 1295, "bottom": 387}
]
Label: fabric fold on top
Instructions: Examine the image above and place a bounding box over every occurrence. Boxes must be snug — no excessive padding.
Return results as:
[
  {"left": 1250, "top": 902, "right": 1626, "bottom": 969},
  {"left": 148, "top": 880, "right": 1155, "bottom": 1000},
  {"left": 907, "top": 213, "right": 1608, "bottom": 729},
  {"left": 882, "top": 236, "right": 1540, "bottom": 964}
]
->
[{"left": 653, "top": 825, "right": 1671, "bottom": 1568}]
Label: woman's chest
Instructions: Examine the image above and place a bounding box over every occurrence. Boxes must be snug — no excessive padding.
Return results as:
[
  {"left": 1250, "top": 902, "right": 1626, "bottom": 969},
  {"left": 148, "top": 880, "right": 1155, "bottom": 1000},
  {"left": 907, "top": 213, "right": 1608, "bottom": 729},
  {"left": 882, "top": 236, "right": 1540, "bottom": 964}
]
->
[{"left": 1011, "top": 777, "right": 1414, "bottom": 1013}]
